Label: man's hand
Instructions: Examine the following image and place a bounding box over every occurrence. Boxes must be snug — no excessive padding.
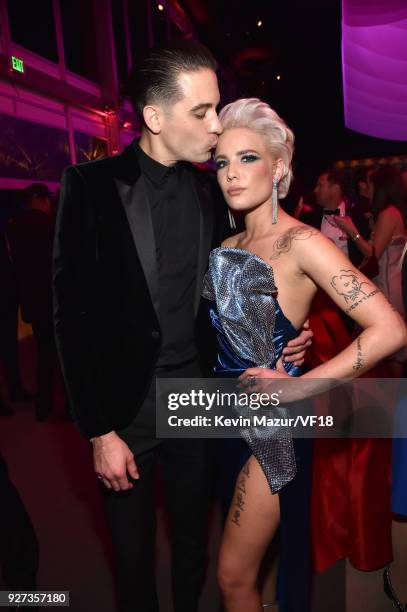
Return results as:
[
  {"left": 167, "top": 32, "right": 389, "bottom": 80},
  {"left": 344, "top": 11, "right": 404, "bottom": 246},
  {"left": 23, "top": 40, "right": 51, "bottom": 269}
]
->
[
  {"left": 282, "top": 320, "right": 313, "bottom": 366},
  {"left": 91, "top": 431, "right": 139, "bottom": 492}
]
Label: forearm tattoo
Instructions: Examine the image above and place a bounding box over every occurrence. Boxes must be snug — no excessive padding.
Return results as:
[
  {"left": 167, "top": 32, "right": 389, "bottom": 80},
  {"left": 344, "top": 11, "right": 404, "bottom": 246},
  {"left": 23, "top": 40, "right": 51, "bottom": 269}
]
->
[
  {"left": 231, "top": 460, "right": 250, "bottom": 527},
  {"left": 330, "top": 269, "right": 379, "bottom": 313},
  {"left": 269, "top": 226, "right": 318, "bottom": 260},
  {"left": 353, "top": 336, "right": 364, "bottom": 371}
]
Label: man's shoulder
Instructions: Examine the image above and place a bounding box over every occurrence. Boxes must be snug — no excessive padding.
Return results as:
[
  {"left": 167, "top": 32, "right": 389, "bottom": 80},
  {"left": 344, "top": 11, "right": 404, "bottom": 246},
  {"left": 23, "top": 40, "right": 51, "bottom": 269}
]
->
[
  {"left": 70, "top": 149, "right": 128, "bottom": 179},
  {"left": 65, "top": 144, "right": 140, "bottom": 185}
]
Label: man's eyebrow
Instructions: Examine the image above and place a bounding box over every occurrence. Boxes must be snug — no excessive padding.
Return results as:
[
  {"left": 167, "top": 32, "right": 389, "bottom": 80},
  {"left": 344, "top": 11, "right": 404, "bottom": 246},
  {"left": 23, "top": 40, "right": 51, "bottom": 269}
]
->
[{"left": 190, "top": 103, "right": 213, "bottom": 113}]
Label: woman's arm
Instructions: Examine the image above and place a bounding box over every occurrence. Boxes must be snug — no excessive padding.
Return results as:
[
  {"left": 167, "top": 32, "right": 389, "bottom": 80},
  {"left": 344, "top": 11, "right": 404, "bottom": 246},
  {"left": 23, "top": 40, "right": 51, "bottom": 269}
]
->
[
  {"left": 332, "top": 215, "right": 372, "bottom": 258},
  {"left": 334, "top": 207, "right": 400, "bottom": 260},
  {"left": 240, "top": 230, "right": 406, "bottom": 387},
  {"left": 298, "top": 231, "right": 406, "bottom": 379}
]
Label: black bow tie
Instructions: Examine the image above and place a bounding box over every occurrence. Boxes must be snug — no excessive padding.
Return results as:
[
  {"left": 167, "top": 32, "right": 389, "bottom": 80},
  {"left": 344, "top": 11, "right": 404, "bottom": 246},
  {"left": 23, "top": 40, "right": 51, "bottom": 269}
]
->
[{"left": 323, "top": 208, "right": 340, "bottom": 216}]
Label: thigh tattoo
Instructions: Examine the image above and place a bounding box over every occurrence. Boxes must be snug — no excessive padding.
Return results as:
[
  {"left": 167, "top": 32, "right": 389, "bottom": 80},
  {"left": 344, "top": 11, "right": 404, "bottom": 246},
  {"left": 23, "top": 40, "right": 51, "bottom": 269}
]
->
[{"left": 231, "top": 460, "right": 250, "bottom": 527}]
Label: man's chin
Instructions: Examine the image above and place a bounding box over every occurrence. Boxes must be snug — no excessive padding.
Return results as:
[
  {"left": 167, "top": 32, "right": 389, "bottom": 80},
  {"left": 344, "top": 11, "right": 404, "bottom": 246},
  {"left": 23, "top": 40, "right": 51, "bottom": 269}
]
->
[
  {"left": 199, "top": 150, "right": 212, "bottom": 162},
  {"left": 184, "top": 150, "right": 211, "bottom": 164}
]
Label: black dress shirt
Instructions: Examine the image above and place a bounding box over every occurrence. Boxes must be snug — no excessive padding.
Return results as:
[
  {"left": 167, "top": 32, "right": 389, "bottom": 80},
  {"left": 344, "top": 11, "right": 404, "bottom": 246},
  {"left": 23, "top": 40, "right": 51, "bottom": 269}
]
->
[{"left": 135, "top": 143, "right": 199, "bottom": 370}]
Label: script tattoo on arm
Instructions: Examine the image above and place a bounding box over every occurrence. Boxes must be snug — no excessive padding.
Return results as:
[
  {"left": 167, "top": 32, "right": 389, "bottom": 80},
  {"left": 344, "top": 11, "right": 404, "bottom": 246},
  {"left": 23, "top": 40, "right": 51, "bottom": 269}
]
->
[
  {"left": 330, "top": 269, "right": 379, "bottom": 313},
  {"left": 353, "top": 336, "right": 364, "bottom": 371},
  {"left": 231, "top": 460, "right": 250, "bottom": 527},
  {"left": 269, "top": 226, "right": 318, "bottom": 260}
]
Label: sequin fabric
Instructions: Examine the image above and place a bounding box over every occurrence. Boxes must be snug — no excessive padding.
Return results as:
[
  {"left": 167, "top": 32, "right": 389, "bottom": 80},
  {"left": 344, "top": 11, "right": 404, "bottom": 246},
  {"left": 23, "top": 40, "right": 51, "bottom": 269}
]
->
[
  {"left": 202, "top": 247, "right": 278, "bottom": 367},
  {"left": 202, "top": 247, "right": 297, "bottom": 493}
]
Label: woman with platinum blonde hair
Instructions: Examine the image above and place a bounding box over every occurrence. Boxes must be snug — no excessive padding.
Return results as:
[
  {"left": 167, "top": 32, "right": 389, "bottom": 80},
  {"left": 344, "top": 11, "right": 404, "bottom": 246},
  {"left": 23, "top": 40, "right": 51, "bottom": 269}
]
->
[{"left": 201, "top": 98, "right": 407, "bottom": 611}]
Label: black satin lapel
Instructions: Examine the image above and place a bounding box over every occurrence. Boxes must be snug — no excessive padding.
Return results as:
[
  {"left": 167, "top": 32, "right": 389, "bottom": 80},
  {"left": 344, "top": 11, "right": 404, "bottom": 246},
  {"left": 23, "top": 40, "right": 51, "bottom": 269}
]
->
[
  {"left": 115, "top": 177, "right": 160, "bottom": 321},
  {"left": 192, "top": 178, "right": 214, "bottom": 316}
]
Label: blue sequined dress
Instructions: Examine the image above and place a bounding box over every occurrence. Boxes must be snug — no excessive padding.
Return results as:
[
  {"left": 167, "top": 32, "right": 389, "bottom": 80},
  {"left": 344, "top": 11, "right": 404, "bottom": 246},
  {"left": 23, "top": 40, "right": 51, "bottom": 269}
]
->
[{"left": 202, "top": 247, "right": 302, "bottom": 493}]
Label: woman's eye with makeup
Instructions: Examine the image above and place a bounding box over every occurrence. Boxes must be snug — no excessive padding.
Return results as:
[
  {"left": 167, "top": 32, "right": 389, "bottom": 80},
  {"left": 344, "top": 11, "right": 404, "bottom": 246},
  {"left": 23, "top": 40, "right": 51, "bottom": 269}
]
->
[
  {"left": 194, "top": 113, "right": 206, "bottom": 120},
  {"left": 241, "top": 154, "right": 260, "bottom": 163},
  {"left": 215, "top": 159, "right": 228, "bottom": 170}
]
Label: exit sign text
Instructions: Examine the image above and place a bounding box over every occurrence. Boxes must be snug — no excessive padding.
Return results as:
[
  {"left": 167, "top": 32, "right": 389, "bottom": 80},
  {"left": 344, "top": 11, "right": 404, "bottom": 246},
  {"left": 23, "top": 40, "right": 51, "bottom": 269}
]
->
[{"left": 11, "top": 56, "right": 24, "bottom": 73}]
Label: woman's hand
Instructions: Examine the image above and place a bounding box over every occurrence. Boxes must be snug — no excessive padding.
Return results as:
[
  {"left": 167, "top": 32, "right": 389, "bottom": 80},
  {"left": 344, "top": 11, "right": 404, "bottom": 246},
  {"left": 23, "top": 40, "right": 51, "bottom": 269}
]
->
[
  {"left": 331, "top": 215, "right": 359, "bottom": 238},
  {"left": 239, "top": 359, "right": 291, "bottom": 393}
]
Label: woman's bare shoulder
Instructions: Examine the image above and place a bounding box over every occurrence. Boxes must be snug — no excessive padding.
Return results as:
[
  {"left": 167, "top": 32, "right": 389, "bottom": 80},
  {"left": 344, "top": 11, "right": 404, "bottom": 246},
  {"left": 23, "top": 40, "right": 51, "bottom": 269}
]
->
[
  {"left": 269, "top": 221, "right": 321, "bottom": 261},
  {"left": 377, "top": 205, "right": 404, "bottom": 224}
]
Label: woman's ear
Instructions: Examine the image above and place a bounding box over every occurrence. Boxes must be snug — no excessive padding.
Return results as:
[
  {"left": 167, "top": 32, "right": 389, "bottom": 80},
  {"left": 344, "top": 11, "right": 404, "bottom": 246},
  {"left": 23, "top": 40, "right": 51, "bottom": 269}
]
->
[
  {"left": 142, "top": 105, "right": 162, "bottom": 135},
  {"left": 273, "top": 158, "right": 285, "bottom": 183}
]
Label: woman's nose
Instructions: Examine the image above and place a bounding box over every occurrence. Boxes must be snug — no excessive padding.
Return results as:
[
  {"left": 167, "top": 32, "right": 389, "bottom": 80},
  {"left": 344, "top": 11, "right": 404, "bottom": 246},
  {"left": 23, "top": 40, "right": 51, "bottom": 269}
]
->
[{"left": 226, "top": 164, "right": 238, "bottom": 181}]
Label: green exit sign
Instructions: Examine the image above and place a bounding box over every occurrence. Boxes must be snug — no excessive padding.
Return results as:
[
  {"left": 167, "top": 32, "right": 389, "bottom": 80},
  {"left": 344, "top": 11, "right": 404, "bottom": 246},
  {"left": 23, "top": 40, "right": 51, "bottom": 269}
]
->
[{"left": 11, "top": 56, "right": 24, "bottom": 73}]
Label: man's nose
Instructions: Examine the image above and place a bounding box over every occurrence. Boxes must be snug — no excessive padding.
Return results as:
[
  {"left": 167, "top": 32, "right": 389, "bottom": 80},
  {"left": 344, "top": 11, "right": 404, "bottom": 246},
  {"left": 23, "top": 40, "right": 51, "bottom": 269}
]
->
[{"left": 210, "top": 114, "right": 223, "bottom": 135}]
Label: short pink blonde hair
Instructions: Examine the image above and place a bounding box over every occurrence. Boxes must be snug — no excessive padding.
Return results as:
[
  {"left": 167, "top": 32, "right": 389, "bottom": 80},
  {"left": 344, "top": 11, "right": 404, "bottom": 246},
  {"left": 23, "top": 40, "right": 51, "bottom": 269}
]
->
[{"left": 218, "top": 98, "right": 294, "bottom": 198}]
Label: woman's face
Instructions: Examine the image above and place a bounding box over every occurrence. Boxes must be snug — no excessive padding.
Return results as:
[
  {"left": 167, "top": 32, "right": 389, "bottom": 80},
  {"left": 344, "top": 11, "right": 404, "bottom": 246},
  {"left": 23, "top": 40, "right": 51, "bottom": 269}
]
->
[{"left": 214, "top": 127, "right": 276, "bottom": 212}]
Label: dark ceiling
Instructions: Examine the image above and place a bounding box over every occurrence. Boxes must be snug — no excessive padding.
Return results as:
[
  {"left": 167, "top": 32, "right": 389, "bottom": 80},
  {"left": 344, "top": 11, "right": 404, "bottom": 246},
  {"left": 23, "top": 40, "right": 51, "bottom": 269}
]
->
[{"left": 180, "top": 0, "right": 407, "bottom": 183}]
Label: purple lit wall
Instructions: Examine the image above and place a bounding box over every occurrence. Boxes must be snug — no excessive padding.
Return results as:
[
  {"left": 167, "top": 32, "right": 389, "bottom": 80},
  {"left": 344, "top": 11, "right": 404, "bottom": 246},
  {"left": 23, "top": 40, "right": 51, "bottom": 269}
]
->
[{"left": 342, "top": 0, "right": 407, "bottom": 141}]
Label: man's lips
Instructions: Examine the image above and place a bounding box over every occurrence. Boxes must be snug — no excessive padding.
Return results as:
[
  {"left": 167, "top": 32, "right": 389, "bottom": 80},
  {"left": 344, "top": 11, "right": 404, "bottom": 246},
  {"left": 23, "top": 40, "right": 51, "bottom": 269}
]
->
[{"left": 227, "top": 187, "right": 245, "bottom": 196}]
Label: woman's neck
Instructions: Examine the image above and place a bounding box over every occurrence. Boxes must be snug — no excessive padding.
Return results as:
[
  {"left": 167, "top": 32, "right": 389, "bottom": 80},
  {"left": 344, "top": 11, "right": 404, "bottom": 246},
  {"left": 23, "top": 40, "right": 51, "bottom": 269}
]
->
[{"left": 243, "top": 204, "right": 291, "bottom": 242}]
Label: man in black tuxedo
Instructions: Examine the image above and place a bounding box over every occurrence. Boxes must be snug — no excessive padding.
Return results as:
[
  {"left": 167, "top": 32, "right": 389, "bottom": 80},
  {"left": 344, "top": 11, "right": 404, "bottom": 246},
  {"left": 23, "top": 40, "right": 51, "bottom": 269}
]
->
[
  {"left": 53, "top": 42, "right": 311, "bottom": 612},
  {"left": 309, "top": 169, "right": 371, "bottom": 267}
]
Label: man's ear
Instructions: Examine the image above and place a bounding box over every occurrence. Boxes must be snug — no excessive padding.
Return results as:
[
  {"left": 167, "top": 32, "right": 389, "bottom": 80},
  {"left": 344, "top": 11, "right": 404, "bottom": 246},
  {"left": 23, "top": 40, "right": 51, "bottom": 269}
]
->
[
  {"left": 142, "top": 105, "right": 162, "bottom": 134},
  {"left": 332, "top": 183, "right": 341, "bottom": 199}
]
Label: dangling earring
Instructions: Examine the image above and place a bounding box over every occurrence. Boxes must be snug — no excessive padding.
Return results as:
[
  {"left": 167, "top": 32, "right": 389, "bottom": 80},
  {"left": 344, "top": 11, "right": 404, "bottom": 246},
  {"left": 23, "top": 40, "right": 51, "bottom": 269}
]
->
[
  {"left": 272, "top": 179, "right": 279, "bottom": 224},
  {"left": 228, "top": 208, "right": 236, "bottom": 229}
]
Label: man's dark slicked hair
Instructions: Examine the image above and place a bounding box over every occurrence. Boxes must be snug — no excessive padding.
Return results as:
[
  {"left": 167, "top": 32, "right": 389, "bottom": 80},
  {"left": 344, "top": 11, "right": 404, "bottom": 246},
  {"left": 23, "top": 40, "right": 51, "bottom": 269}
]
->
[
  {"left": 128, "top": 41, "right": 217, "bottom": 119},
  {"left": 320, "top": 169, "right": 347, "bottom": 195}
]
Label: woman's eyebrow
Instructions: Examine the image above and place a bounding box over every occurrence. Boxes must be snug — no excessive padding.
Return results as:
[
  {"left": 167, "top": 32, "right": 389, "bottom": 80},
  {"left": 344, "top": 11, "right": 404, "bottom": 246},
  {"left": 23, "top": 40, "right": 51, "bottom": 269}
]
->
[
  {"left": 236, "top": 149, "right": 260, "bottom": 155},
  {"left": 214, "top": 149, "right": 261, "bottom": 161}
]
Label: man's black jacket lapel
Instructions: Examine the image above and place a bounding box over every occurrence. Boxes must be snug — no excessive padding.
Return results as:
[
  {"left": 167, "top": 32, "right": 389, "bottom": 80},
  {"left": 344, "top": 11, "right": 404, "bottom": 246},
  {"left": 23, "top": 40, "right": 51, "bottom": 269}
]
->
[
  {"left": 190, "top": 167, "right": 214, "bottom": 316},
  {"left": 115, "top": 175, "right": 160, "bottom": 323}
]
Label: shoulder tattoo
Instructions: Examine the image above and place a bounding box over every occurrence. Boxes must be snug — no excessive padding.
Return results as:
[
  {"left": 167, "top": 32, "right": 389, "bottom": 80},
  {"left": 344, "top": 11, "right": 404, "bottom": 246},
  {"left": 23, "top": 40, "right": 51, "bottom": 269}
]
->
[{"left": 269, "top": 226, "right": 318, "bottom": 260}]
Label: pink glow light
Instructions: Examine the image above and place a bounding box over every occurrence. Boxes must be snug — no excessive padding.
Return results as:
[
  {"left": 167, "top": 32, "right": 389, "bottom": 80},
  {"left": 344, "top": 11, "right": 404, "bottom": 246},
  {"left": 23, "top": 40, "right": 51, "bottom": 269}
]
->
[{"left": 342, "top": 0, "right": 407, "bottom": 141}]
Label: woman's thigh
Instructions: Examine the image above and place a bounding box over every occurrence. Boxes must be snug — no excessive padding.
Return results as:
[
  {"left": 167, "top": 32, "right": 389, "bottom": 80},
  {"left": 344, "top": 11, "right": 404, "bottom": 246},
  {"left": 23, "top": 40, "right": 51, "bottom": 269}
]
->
[{"left": 219, "top": 454, "right": 280, "bottom": 578}]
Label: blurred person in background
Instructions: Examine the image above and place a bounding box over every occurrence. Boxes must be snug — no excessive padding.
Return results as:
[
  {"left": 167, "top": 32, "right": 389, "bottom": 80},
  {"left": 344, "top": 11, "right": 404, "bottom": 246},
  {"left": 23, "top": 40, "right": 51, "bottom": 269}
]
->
[
  {"left": 280, "top": 178, "right": 313, "bottom": 220},
  {"left": 352, "top": 165, "right": 374, "bottom": 223},
  {"left": 0, "top": 224, "right": 34, "bottom": 416},
  {"left": 310, "top": 169, "right": 371, "bottom": 268},
  {"left": 7, "top": 184, "right": 56, "bottom": 421}
]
